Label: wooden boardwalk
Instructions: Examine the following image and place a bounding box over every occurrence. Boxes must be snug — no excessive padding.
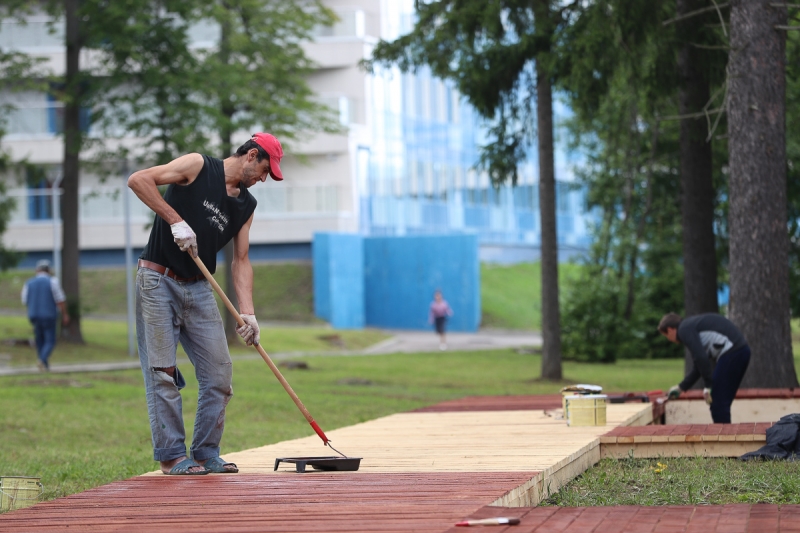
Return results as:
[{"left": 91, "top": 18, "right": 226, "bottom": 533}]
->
[
  {"left": 0, "top": 397, "right": 650, "bottom": 531},
  {"left": 5, "top": 394, "right": 795, "bottom": 532}
]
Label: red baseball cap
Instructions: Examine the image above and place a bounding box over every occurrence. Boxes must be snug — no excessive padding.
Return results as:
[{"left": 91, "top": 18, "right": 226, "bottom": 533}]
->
[{"left": 251, "top": 132, "right": 284, "bottom": 181}]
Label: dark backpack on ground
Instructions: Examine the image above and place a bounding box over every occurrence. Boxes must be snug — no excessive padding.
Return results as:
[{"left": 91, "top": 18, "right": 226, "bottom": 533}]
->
[{"left": 740, "top": 413, "right": 800, "bottom": 461}]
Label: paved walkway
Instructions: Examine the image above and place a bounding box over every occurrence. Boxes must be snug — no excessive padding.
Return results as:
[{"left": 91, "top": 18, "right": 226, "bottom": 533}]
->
[
  {"left": 0, "top": 329, "right": 541, "bottom": 376},
  {"left": 363, "top": 328, "right": 541, "bottom": 354}
]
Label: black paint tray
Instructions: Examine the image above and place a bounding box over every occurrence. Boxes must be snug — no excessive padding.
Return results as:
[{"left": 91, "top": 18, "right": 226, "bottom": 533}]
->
[{"left": 274, "top": 456, "right": 362, "bottom": 473}]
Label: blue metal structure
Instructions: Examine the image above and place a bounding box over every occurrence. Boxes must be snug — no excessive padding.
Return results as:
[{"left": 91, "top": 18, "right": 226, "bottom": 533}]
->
[
  {"left": 313, "top": 233, "right": 480, "bottom": 332},
  {"left": 312, "top": 233, "right": 365, "bottom": 329}
]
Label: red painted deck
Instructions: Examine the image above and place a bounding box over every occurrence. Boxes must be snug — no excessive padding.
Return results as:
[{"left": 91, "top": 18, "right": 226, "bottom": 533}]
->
[
  {"left": 601, "top": 422, "right": 774, "bottom": 443},
  {"left": 412, "top": 393, "right": 663, "bottom": 413},
  {"left": 674, "top": 388, "right": 800, "bottom": 400},
  {"left": 0, "top": 473, "right": 536, "bottom": 532},
  {"left": 446, "top": 504, "right": 800, "bottom": 533},
  {"left": 412, "top": 394, "right": 564, "bottom": 412}
]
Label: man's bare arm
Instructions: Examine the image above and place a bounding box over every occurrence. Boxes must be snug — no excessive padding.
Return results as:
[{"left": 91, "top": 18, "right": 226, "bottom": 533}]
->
[
  {"left": 128, "top": 153, "right": 205, "bottom": 224},
  {"left": 231, "top": 213, "right": 255, "bottom": 315}
]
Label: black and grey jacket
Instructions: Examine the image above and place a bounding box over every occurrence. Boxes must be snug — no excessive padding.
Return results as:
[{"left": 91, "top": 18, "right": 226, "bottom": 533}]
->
[{"left": 677, "top": 313, "right": 748, "bottom": 390}]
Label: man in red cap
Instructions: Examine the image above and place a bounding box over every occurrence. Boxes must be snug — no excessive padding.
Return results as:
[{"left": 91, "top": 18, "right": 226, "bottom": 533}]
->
[{"left": 128, "top": 133, "right": 283, "bottom": 475}]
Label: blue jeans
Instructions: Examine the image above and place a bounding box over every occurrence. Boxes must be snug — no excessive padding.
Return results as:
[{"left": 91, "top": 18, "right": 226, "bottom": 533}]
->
[
  {"left": 135, "top": 267, "right": 233, "bottom": 462},
  {"left": 30, "top": 317, "right": 56, "bottom": 368},
  {"left": 710, "top": 345, "right": 751, "bottom": 424}
]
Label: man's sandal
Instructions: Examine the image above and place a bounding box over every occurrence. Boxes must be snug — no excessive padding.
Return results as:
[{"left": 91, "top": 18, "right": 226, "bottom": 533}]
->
[
  {"left": 202, "top": 456, "right": 239, "bottom": 473},
  {"left": 165, "top": 458, "right": 209, "bottom": 475}
]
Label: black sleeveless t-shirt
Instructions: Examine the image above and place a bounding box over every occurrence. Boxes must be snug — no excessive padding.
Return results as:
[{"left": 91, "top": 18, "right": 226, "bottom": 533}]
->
[{"left": 139, "top": 155, "right": 257, "bottom": 278}]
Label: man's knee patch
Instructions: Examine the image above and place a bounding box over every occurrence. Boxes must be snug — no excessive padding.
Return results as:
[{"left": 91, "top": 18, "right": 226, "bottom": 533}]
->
[
  {"left": 153, "top": 366, "right": 176, "bottom": 379},
  {"left": 152, "top": 366, "right": 186, "bottom": 389}
]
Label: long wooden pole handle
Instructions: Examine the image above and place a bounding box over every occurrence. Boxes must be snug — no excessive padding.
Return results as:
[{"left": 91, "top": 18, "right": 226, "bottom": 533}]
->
[{"left": 190, "top": 254, "right": 331, "bottom": 445}]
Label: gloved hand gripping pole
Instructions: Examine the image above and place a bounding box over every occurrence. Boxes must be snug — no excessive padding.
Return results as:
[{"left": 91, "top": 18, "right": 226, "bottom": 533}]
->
[{"left": 190, "top": 254, "right": 346, "bottom": 458}]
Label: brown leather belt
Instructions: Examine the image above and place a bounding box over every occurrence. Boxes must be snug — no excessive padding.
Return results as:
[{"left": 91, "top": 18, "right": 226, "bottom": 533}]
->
[{"left": 137, "top": 259, "right": 204, "bottom": 282}]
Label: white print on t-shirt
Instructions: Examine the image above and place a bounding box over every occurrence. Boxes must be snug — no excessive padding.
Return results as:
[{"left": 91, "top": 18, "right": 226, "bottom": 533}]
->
[
  {"left": 698, "top": 330, "right": 734, "bottom": 361},
  {"left": 203, "top": 199, "right": 230, "bottom": 233}
]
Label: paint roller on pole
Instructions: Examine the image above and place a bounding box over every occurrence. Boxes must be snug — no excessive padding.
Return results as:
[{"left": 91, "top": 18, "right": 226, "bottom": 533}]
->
[{"left": 189, "top": 253, "right": 347, "bottom": 458}]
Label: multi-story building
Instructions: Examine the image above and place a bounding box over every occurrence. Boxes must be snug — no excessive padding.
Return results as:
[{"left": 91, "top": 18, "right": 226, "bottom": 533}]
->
[{"left": 0, "top": 0, "right": 590, "bottom": 272}]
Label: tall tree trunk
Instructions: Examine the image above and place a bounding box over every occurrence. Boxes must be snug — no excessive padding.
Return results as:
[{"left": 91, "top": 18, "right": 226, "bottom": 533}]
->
[
  {"left": 728, "top": 1, "right": 797, "bottom": 387},
  {"left": 61, "top": 0, "right": 84, "bottom": 343},
  {"left": 221, "top": 132, "right": 238, "bottom": 343},
  {"left": 536, "top": 59, "right": 563, "bottom": 381},
  {"left": 219, "top": 17, "right": 239, "bottom": 343},
  {"left": 677, "top": 0, "right": 718, "bottom": 380}
]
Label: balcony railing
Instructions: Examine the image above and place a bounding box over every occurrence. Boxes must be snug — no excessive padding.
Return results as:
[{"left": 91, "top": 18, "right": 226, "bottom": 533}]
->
[{"left": 5, "top": 183, "right": 342, "bottom": 225}]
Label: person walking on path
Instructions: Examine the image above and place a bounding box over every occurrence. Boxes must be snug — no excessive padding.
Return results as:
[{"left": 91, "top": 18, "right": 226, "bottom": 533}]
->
[
  {"left": 429, "top": 290, "right": 454, "bottom": 351},
  {"left": 658, "top": 312, "right": 751, "bottom": 423},
  {"left": 128, "top": 132, "right": 283, "bottom": 476},
  {"left": 21, "top": 259, "right": 70, "bottom": 371}
]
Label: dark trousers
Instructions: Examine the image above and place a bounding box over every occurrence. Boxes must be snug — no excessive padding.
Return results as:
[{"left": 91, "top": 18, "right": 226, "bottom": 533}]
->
[
  {"left": 31, "top": 317, "right": 57, "bottom": 368},
  {"left": 710, "top": 345, "right": 751, "bottom": 423}
]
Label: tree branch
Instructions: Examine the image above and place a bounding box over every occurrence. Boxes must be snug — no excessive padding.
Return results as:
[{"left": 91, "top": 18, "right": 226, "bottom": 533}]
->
[
  {"left": 657, "top": 107, "right": 724, "bottom": 121},
  {"left": 663, "top": 2, "right": 729, "bottom": 27},
  {"left": 711, "top": 0, "right": 728, "bottom": 37},
  {"left": 690, "top": 42, "right": 731, "bottom": 50}
]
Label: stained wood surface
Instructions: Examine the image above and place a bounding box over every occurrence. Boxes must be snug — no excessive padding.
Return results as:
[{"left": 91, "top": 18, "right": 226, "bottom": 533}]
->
[
  {"left": 413, "top": 394, "right": 564, "bottom": 412},
  {"left": 0, "top": 399, "right": 653, "bottom": 532},
  {"left": 0, "top": 473, "right": 536, "bottom": 533},
  {"left": 674, "top": 388, "right": 800, "bottom": 400}
]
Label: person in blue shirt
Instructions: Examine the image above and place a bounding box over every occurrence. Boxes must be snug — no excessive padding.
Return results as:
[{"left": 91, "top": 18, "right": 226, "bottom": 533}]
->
[{"left": 21, "top": 260, "right": 70, "bottom": 371}]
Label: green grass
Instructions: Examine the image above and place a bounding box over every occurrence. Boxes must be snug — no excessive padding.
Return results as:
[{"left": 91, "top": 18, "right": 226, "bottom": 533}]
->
[
  {"left": 0, "top": 263, "right": 319, "bottom": 322},
  {"left": 481, "top": 262, "right": 583, "bottom": 330},
  {"left": 0, "top": 315, "right": 389, "bottom": 367},
  {"left": 0, "top": 347, "right": 686, "bottom": 505},
  {"left": 1, "top": 261, "right": 569, "bottom": 330},
  {"left": 543, "top": 457, "right": 800, "bottom": 506}
]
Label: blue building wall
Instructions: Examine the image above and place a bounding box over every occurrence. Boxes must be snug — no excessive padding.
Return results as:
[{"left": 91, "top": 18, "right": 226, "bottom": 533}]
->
[
  {"left": 313, "top": 233, "right": 480, "bottom": 332},
  {"left": 312, "top": 233, "right": 364, "bottom": 329}
]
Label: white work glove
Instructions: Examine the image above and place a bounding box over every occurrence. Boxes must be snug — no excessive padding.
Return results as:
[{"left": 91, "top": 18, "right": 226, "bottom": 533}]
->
[
  {"left": 668, "top": 384, "right": 682, "bottom": 400},
  {"left": 236, "top": 314, "right": 260, "bottom": 346},
  {"left": 170, "top": 220, "right": 197, "bottom": 258},
  {"left": 703, "top": 387, "right": 713, "bottom": 405}
]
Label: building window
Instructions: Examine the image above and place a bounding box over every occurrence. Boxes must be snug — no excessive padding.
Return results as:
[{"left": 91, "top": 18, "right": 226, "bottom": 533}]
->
[
  {"left": 46, "top": 93, "right": 90, "bottom": 134},
  {"left": 26, "top": 166, "right": 53, "bottom": 221}
]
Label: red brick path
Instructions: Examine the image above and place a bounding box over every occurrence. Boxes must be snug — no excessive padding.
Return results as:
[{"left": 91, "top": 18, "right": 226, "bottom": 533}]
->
[
  {"left": 446, "top": 504, "right": 800, "bottom": 533},
  {"left": 601, "top": 423, "right": 774, "bottom": 444}
]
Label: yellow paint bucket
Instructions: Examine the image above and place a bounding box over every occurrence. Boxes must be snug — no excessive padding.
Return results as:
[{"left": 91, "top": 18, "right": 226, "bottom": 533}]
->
[
  {"left": 560, "top": 384, "right": 603, "bottom": 413},
  {"left": 0, "top": 476, "right": 42, "bottom": 512},
  {"left": 564, "top": 394, "right": 607, "bottom": 427}
]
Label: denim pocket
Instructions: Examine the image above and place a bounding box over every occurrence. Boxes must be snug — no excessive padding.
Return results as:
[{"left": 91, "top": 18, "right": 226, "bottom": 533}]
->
[{"left": 139, "top": 269, "right": 162, "bottom": 291}]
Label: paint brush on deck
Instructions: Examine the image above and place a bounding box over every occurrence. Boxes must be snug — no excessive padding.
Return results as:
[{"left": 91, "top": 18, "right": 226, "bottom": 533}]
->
[{"left": 455, "top": 517, "right": 521, "bottom": 527}]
